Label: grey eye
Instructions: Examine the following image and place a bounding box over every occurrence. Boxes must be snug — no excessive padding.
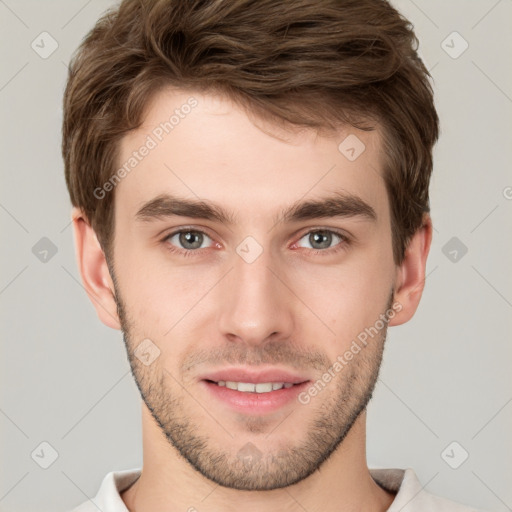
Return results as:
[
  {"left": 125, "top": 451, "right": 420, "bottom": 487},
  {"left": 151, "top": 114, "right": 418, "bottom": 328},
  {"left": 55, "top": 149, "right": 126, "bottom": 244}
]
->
[
  {"left": 297, "top": 230, "right": 343, "bottom": 250},
  {"left": 168, "top": 230, "right": 212, "bottom": 250}
]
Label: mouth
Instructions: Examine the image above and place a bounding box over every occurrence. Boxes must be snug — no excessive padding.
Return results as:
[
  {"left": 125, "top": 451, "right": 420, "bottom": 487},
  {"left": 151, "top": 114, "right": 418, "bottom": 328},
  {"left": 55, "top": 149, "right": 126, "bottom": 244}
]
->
[{"left": 199, "top": 368, "right": 311, "bottom": 414}]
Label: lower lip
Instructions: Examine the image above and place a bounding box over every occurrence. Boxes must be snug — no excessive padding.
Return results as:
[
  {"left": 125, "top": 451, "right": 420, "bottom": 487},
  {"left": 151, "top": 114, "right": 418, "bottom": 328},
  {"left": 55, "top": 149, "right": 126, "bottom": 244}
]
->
[{"left": 201, "top": 380, "right": 310, "bottom": 414}]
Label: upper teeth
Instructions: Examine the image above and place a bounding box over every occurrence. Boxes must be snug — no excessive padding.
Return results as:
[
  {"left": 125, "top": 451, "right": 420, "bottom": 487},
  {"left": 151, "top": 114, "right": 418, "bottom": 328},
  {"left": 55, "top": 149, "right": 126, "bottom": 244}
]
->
[{"left": 216, "top": 381, "right": 294, "bottom": 393}]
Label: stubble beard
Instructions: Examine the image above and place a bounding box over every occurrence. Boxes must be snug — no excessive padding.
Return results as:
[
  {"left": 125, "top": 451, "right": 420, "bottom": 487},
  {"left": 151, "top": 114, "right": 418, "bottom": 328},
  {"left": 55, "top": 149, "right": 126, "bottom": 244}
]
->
[{"left": 113, "top": 283, "right": 392, "bottom": 490}]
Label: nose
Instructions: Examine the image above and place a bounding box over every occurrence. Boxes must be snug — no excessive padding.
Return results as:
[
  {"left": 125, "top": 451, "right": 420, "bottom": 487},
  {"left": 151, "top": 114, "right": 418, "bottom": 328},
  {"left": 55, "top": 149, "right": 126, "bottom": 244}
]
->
[{"left": 217, "top": 245, "right": 295, "bottom": 347}]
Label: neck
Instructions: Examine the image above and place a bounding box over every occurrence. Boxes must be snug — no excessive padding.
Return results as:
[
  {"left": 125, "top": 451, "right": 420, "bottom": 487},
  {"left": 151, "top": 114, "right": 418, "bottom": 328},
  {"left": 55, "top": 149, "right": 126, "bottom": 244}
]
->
[{"left": 121, "top": 404, "right": 395, "bottom": 512}]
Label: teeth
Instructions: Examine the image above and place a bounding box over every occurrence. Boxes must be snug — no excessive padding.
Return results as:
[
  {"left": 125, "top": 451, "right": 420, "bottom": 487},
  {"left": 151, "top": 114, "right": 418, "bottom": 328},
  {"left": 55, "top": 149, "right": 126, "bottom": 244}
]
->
[{"left": 215, "top": 381, "right": 296, "bottom": 393}]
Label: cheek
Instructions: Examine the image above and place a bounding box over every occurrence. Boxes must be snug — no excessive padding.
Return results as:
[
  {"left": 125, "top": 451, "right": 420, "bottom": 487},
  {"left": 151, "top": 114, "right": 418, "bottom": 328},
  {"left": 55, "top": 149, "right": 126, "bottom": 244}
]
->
[
  {"left": 114, "top": 246, "right": 221, "bottom": 352},
  {"left": 288, "top": 246, "right": 394, "bottom": 345},
  {"left": 112, "top": 244, "right": 173, "bottom": 333}
]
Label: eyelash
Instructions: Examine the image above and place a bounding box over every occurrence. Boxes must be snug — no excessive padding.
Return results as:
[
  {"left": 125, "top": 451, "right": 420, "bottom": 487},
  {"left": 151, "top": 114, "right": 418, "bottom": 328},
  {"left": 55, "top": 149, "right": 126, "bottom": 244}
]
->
[{"left": 161, "top": 227, "right": 350, "bottom": 258}]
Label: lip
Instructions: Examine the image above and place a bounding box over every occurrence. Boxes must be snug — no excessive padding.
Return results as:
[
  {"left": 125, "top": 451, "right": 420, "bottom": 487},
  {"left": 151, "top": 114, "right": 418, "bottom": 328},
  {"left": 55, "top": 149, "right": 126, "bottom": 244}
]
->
[
  {"left": 200, "top": 367, "right": 310, "bottom": 385},
  {"left": 199, "top": 367, "right": 311, "bottom": 415},
  {"left": 201, "top": 380, "right": 310, "bottom": 415}
]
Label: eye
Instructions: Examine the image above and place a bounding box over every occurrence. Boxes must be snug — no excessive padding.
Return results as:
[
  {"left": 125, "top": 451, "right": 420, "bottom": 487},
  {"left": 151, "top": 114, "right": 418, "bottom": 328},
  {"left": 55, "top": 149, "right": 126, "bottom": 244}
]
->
[
  {"left": 295, "top": 229, "right": 348, "bottom": 252},
  {"left": 162, "top": 227, "right": 349, "bottom": 257},
  {"left": 164, "top": 229, "right": 214, "bottom": 251}
]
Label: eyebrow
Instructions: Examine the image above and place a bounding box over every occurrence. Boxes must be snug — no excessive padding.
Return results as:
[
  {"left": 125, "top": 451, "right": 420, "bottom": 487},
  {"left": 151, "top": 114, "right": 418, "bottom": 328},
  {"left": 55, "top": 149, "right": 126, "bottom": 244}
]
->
[{"left": 135, "top": 191, "right": 377, "bottom": 226}]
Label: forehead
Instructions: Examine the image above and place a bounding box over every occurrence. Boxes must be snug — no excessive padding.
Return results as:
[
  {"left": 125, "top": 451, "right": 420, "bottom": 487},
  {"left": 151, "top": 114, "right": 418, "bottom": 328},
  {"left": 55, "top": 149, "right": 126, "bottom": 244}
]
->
[{"left": 115, "top": 87, "right": 389, "bottom": 226}]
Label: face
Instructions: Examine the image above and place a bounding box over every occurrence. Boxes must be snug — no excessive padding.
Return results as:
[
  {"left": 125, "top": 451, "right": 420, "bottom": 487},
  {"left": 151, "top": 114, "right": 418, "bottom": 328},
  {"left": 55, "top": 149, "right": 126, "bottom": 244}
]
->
[{"left": 109, "top": 88, "right": 398, "bottom": 490}]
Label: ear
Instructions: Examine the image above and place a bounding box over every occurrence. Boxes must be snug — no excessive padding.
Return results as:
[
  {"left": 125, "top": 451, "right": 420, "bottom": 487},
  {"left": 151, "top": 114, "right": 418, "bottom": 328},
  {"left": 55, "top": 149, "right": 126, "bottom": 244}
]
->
[
  {"left": 71, "top": 207, "right": 121, "bottom": 330},
  {"left": 389, "top": 213, "right": 433, "bottom": 326}
]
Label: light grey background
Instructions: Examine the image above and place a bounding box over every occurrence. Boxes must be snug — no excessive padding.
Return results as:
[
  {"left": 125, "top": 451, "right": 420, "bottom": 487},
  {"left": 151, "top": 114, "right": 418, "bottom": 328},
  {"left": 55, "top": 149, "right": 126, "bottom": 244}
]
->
[{"left": 1, "top": 1, "right": 511, "bottom": 511}]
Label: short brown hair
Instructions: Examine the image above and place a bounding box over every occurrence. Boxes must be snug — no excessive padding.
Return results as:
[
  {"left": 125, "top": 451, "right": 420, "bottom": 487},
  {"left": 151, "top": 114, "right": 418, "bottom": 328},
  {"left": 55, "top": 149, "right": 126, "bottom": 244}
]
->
[{"left": 62, "top": 0, "right": 439, "bottom": 265}]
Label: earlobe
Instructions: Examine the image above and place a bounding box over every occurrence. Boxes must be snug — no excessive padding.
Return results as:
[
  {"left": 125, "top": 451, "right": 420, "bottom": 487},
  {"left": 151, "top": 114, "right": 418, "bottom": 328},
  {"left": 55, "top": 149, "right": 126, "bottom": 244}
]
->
[
  {"left": 71, "top": 207, "right": 121, "bottom": 330},
  {"left": 389, "top": 214, "right": 433, "bottom": 327}
]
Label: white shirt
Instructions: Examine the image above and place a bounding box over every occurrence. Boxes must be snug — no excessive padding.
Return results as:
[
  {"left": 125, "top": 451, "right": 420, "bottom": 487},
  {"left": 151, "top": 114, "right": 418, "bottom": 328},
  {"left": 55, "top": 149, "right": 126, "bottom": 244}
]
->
[{"left": 70, "top": 467, "right": 482, "bottom": 511}]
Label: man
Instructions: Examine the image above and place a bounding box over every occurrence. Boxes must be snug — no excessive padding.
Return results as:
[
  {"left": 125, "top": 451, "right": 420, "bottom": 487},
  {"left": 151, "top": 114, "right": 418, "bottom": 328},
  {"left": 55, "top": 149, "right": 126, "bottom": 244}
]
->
[{"left": 62, "top": 0, "right": 479, "bottom": 510}]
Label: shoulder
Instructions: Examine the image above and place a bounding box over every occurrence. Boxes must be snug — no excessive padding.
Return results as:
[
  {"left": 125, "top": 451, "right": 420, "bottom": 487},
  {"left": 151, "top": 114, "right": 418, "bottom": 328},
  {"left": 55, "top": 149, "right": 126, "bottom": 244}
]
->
[
  {"left": 66, "top": 468, "right": 142, "bottom": 512},
  {"left": 409, "top": 490, "right": 483, "bottom": 512},
  {"left": 370, "top": 467, "right": 485, "bottom": 512}
]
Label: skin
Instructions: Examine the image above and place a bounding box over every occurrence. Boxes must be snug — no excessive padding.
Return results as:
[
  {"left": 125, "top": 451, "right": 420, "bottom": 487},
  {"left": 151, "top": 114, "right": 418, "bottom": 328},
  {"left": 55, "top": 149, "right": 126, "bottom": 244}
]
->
[{"left": 72, "top": 88, "right": 432, "bottom": 512}]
